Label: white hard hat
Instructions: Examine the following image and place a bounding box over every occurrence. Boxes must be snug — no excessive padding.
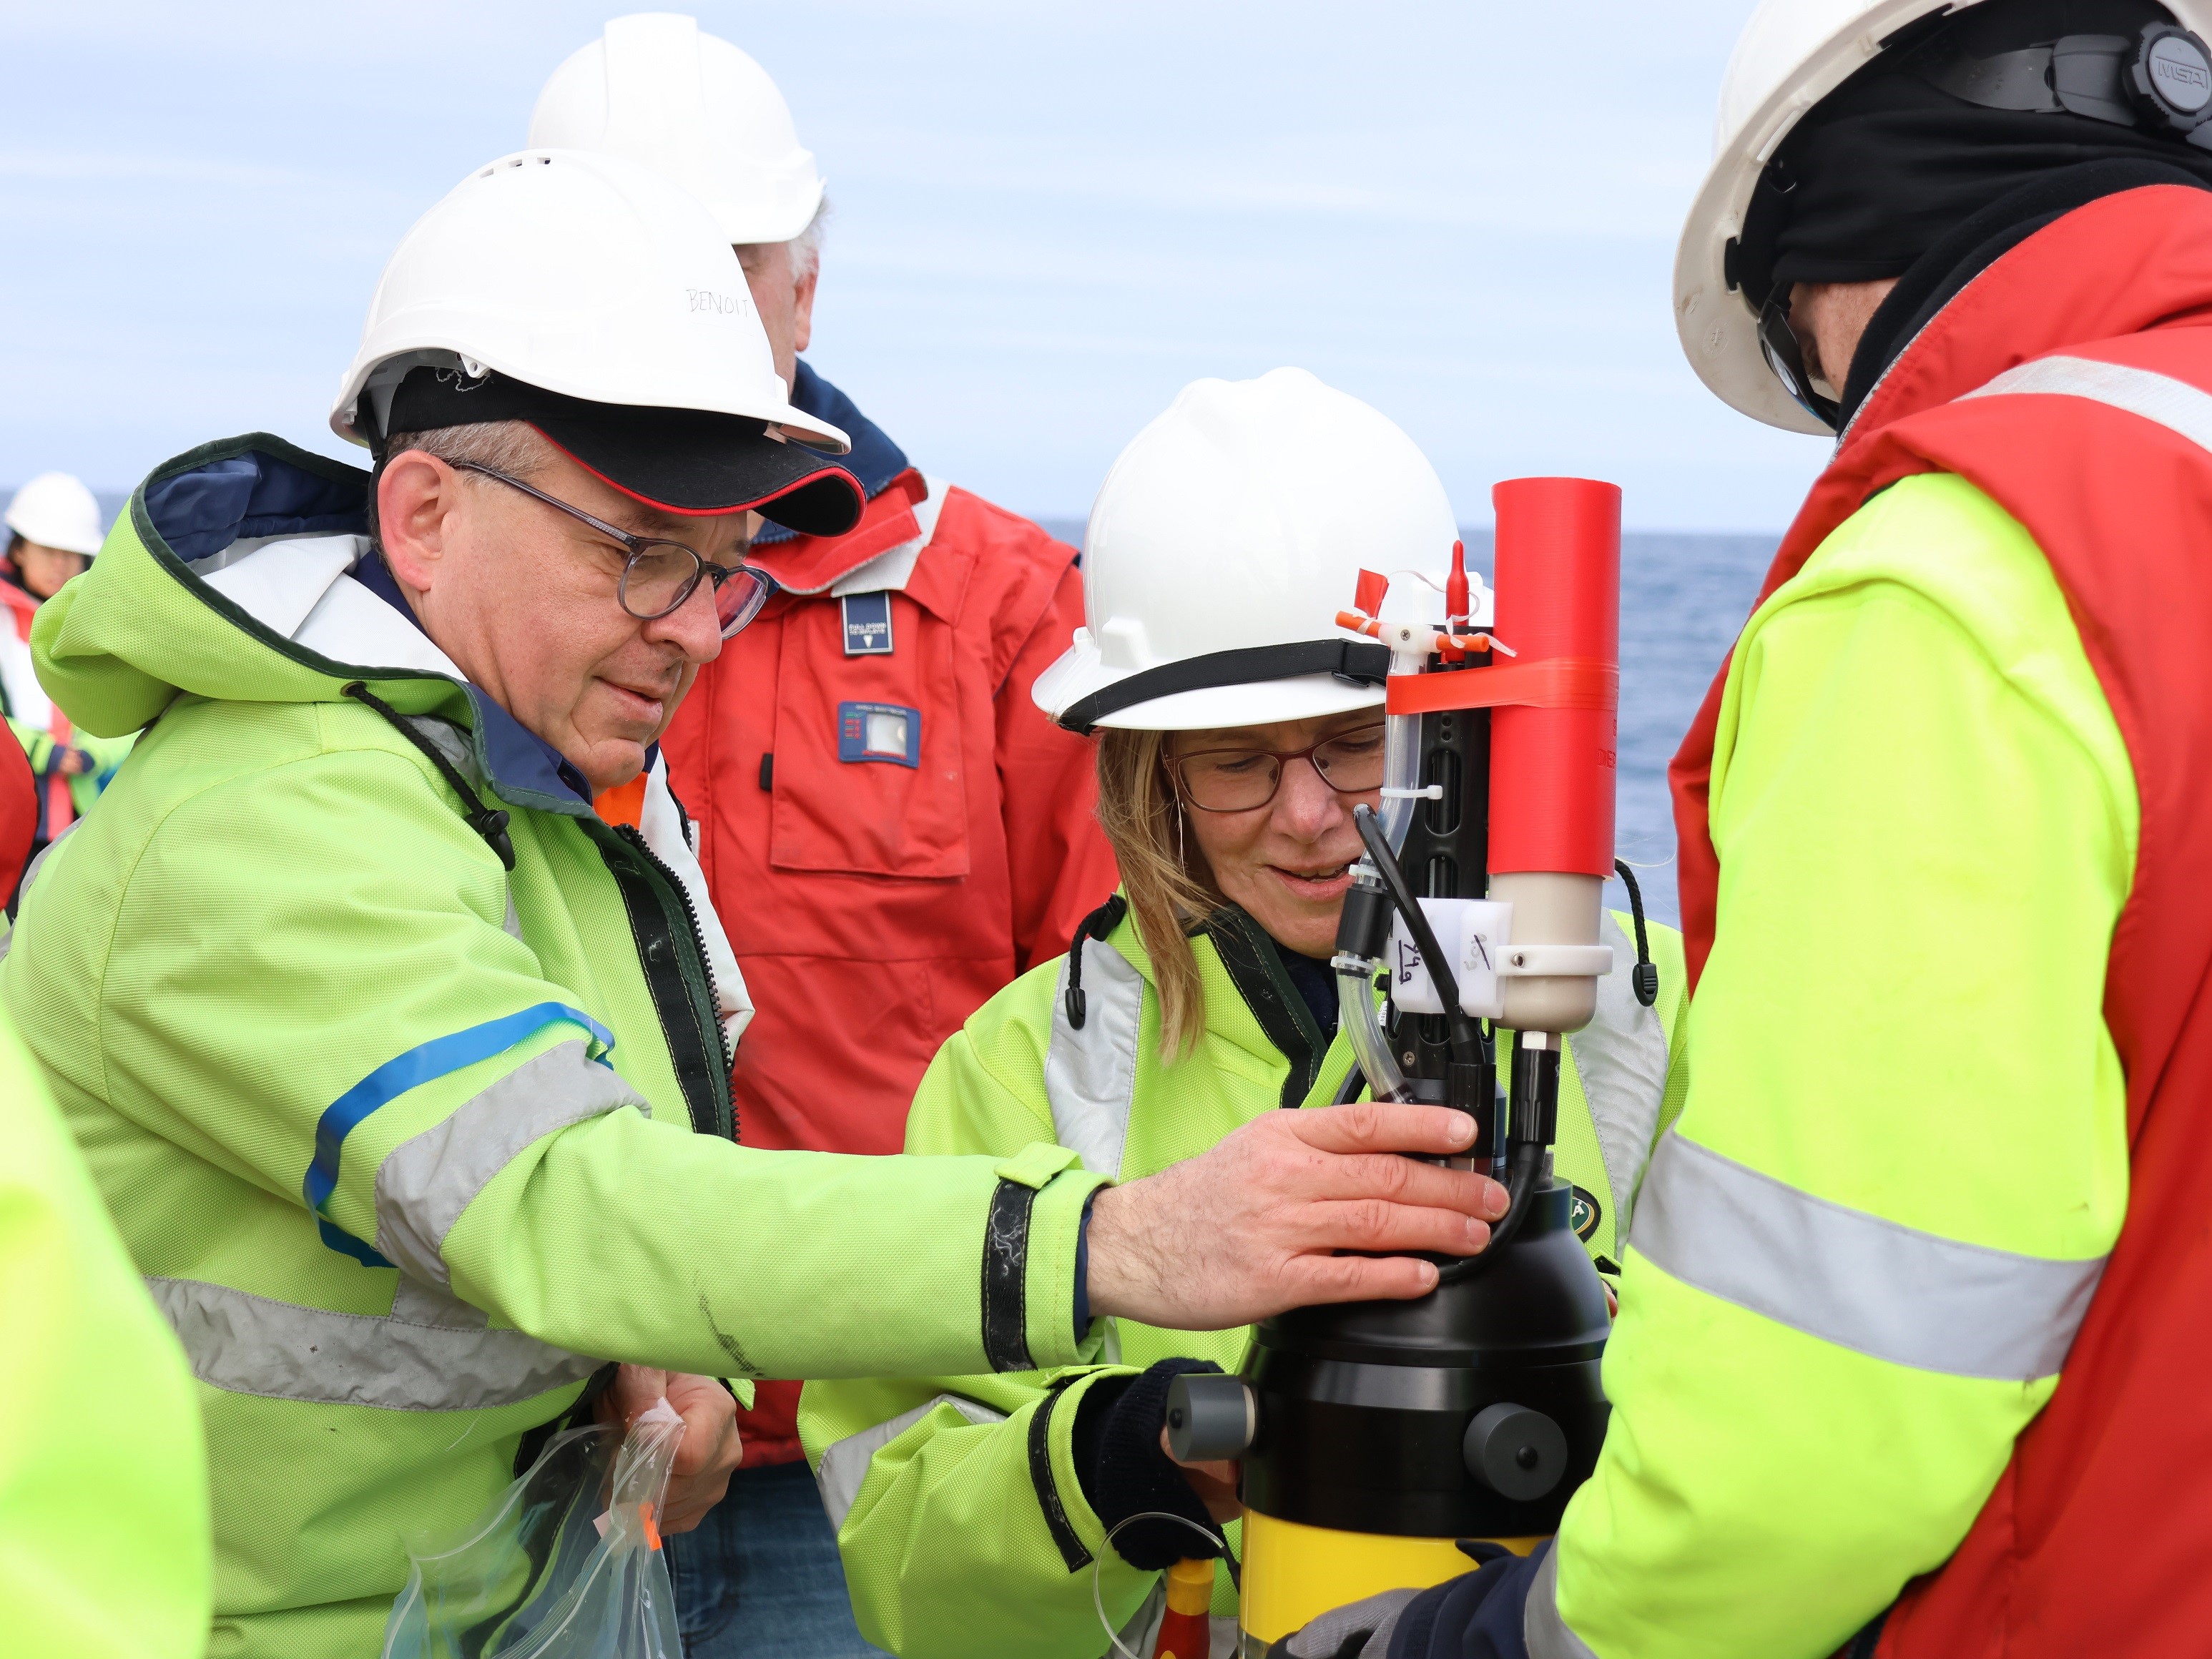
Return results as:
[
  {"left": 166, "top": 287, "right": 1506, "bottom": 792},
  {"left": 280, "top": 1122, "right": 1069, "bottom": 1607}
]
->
[
  {"left": 5, "top": 473, "right": 102, "bottom": 558},
  {"left": 1676, "top": 0, "right": 2212, "bottom": 430},
  {"left": 529, "top": 14, "right": 825, "bottom": 247},
  {"left": 1035, "top": 368, "right": 1458, "bottom": 734},
  {"left": 330, "top": 148, "right": 848, "bottom": 457}
]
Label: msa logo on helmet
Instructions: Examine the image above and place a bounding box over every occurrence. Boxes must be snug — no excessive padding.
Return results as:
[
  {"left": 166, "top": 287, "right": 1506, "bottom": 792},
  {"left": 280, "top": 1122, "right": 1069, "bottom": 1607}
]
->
[
  {"left": 686, "top": 288, "right": 748, "bottom": 316},
  {"left": 2148, "top": 33, "right": 2212, "bottom": 112}
]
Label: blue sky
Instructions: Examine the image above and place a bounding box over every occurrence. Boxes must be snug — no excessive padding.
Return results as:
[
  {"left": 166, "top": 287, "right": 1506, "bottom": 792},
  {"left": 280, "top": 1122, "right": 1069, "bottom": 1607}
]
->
[{"left": 0, "top": 0, "right": 1831, "bottom": 529}]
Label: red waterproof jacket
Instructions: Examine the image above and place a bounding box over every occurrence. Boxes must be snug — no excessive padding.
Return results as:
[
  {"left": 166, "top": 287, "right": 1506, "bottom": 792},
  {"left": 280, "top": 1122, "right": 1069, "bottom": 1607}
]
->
[
  {"left": 662, "top": 371, "right": 1118, "bottom": 1464},
  {"left": 0, "top": 579, "right": 76, "bottom": 840},
  {"left": 1672, "top": 183, "right": 2212, "bottom": 1652}
]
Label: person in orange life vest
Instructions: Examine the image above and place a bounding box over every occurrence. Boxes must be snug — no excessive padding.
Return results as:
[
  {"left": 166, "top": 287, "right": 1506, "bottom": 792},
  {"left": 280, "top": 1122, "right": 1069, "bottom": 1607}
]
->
[
  {"left": 529, "top": 19, "right": 1120, "bottom": 1655},
  {"left": 1, "top": 474, "right": 132, "bottom": 859}
]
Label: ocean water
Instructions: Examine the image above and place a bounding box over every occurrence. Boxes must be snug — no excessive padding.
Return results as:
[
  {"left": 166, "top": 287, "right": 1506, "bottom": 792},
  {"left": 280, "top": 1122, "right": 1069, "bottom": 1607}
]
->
[{"left": 1037, "top": 521, "right": 1781, "bottom": 930}]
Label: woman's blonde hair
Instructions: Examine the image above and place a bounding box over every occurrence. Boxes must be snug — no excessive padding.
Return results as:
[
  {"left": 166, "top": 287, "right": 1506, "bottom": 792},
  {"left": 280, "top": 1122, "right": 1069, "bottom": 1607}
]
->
[{"left": 1095, "top": 728, "right": 1220, "bottom": 1060}]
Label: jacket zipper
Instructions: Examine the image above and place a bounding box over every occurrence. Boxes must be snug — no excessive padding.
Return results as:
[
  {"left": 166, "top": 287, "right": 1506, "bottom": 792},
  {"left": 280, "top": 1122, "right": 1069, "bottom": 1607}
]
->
[
  {"left": 1206, "top": 906, "right": 1327, "bottom": 1109},
  {"left": 604, "top": 822, "right": 735, "bottom": 1141},
  {"left": 328, "top": 682, "right": 732, "bottom": 1136},
  {"left": 616, "top": 822, "right": 733, "bottom": 1082}
]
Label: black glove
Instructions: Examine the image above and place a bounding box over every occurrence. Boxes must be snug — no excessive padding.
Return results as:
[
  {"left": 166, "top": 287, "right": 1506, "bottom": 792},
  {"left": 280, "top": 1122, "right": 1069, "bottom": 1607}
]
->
[
  {"left": 1269, "top": 1540, "right": 1549, "bottom": 1659},
  {"left": 1068, "top": 1357, "right": 1227, "bottom": 1570}
]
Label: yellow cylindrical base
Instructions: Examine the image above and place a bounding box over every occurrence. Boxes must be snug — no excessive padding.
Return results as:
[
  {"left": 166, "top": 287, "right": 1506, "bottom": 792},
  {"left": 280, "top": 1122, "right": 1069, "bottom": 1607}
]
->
[{"left": 1237, "top": 1508, "right": 1543, "bottom": 1645}]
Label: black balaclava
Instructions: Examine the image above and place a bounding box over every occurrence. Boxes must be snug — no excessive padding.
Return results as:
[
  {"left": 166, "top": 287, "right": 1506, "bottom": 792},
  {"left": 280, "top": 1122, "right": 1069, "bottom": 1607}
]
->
[
  {"left": 1736, "top": 0, "right": 2212, "bottom": 423},
  {"left": 1745, "top": 0, "right": 2212, "bottom": 295}
]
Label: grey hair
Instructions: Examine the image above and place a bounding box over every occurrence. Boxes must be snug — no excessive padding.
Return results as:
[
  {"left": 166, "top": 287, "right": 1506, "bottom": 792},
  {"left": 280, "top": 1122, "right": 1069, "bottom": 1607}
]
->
[
  {"left": 792, "top": 197, "right": 831, "bottom": 282},
  {"left": 364, "top": 419, "right": 553, "bottom": 551},
  {"left": 785, "top": 195, "right": 830, "bottom": 281}
]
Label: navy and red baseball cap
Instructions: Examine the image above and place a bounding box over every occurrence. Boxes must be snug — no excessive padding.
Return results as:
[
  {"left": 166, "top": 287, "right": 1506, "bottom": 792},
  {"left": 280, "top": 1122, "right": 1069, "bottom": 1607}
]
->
[{"left": 376, "top": 364, "right": 865, "bottom": 536}]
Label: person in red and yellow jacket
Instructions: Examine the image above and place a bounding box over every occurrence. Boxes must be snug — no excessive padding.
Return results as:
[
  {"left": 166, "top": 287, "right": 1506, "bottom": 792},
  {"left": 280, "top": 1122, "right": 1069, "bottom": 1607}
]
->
[
  {"left": 529, "top": 18, "right": 1119, "bottom": 1654},
  {"left": 1273, "top": 2, "right": 2212, "bottom": 1657},
  {"left": 1, "top": 474, "right": 133, "bottom": 858}
]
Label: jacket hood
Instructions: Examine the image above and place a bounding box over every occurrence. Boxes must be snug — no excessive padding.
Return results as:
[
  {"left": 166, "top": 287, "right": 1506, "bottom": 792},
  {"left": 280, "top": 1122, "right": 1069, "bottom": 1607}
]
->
[
  {"left": 34, "top": 434, "right": 590, "bottom": 817},
  {"left": 35, "top": 431, "right": 755, "bottom": 1042}
]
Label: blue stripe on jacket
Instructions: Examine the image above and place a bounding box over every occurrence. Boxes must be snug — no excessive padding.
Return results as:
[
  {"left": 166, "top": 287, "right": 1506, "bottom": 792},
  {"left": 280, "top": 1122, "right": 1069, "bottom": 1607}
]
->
[{"left": 304, "top": 1001, "right": 616, "bottom": 1266}]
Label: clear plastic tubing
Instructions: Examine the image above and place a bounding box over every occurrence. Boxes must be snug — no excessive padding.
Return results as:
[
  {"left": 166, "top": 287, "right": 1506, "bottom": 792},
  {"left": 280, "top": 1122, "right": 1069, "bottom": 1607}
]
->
[
  {"left": 1375, "top": 709, "right": 1422, "bottom": 853},
  {"left": 1337, "top": 956, "right": 1412, "bottom": 1103}
]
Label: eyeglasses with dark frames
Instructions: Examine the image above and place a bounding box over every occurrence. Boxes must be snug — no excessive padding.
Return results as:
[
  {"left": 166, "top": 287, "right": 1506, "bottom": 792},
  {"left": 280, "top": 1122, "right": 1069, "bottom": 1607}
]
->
[
  {"left": 455, "top": 462, "right": 780, "bottom": 639},
  {"left": 1165, "top": 721, "right": 1388, "bottom": 814},
  {"left": 1755, "top": 285, "right": 1842, "bottom": 432}
]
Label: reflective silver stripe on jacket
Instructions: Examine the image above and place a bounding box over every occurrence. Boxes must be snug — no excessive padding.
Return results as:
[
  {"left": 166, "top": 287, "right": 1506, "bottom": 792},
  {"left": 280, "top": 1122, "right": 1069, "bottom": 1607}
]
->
[
  {"left": 1524, "top": 1544, "right": 1599, "bottom": 1659},
  {"left": 1043, "top": 937, "right": 1146, "bottom": 1178},
  {"left": 1630, "top": 1132, "right": 2106, "bottom": 1380},
  {"left": 1960, "top": 352, "right": 2212, "bottom": 447},
  {"left": 1565, "top": 910, "right": 1672, "bottom": 1241},
  {"left": 373, "top": 1038, "right": 644, "bottom": 1288},
  {"left": 148, "top": 1274, "right": 601, "bottom": 1412},
  {"left": 815, "top": 1393, "right": 1009, "bottom": 1532}
]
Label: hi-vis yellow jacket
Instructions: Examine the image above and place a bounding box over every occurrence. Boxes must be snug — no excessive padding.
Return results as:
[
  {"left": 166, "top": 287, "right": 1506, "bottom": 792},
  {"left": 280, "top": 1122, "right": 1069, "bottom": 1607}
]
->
[
  {"left": 3, "top": 435, "right": 1108, "bottom": 1659},
  {"left": 801, "top": 901, "right": 1688, "bottom": 1658}
]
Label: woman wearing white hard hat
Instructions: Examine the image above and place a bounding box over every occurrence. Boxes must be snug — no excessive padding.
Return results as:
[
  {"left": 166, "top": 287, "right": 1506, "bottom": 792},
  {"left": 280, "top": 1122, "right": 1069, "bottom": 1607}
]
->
[
  {"left": 1, "top": 473, "right": 132, "bottom": 856},
  {"left": 798, "top": 369, "right": 1689, "bottom": 1659},
  {"left": 4, "top": 472, "right": 101, "bottom": 594}
]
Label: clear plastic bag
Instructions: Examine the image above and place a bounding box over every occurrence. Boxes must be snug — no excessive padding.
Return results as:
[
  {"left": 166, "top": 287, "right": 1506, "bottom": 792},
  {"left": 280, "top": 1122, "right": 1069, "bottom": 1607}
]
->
[{"left": 381, "top": 1399, "right": 686, "bottom": 1659}]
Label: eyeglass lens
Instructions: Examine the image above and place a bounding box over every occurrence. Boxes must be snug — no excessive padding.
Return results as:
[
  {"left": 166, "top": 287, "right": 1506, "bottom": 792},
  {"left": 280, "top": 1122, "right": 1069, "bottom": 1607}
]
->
[
  {"left": 712, "top": 568, "right": 774, "bottom": 638},
  {"left": 619, "top": 546, "right": 772, "bottom": 639},
  {"left": 1176, "top": 725, "right": 1387, "bottom": 812},
  {"left": 1756, "top": 289, "right": 1841, "bottom": 429},
  {"left": 619, "top": 543, "right": 713, "bottom": 622}
]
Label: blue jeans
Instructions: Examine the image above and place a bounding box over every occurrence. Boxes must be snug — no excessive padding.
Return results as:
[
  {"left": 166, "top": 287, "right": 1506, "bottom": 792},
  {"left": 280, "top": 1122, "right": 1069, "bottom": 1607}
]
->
[{"left": 667, "top": 1461, "right": 890, "bottom": 1658}]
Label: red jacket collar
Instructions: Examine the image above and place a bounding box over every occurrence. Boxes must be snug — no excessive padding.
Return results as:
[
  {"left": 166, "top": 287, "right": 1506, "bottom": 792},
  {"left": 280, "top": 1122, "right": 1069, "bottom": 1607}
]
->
[
  {"left": 747, "top": 467, "right": 930, "bottom": 596},
  {"left": 1841, "top": 184, "right": 2212, "bottom": 451}
]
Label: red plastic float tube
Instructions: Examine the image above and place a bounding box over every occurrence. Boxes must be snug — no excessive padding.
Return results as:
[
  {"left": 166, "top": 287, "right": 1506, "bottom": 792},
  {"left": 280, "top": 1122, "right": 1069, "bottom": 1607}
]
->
[{"left": 1486, "top": 477, "right": 1621, "bottom": 880}]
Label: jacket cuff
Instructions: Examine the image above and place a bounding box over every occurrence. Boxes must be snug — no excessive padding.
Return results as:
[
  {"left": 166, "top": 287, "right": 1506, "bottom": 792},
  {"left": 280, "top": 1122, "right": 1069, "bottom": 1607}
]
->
[
  {"left": 983, "top": 1143, "right": 1106, "bottom": 1373},
  {"left": 1025, "top": 1369, "right": 1135, "bottom": 1573}
]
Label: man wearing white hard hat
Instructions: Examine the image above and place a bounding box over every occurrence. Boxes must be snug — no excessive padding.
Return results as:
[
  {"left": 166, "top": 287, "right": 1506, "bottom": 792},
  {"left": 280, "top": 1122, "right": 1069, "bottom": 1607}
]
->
[
  {"left": 1272, "top": 2, "right": 2212, "bottom": 1657},
  {"left": 530, "top": 18, "right": 1119, "bottom": 1648},
  {"left": 800, "top": 368, "right": 1690, "bottom": 1659},
  {"left": 0, "top": 149, "right": 1508, "bottom": 1658},
  {"left": 1, "top": 473, "right": 132, "bottom": 856}
]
